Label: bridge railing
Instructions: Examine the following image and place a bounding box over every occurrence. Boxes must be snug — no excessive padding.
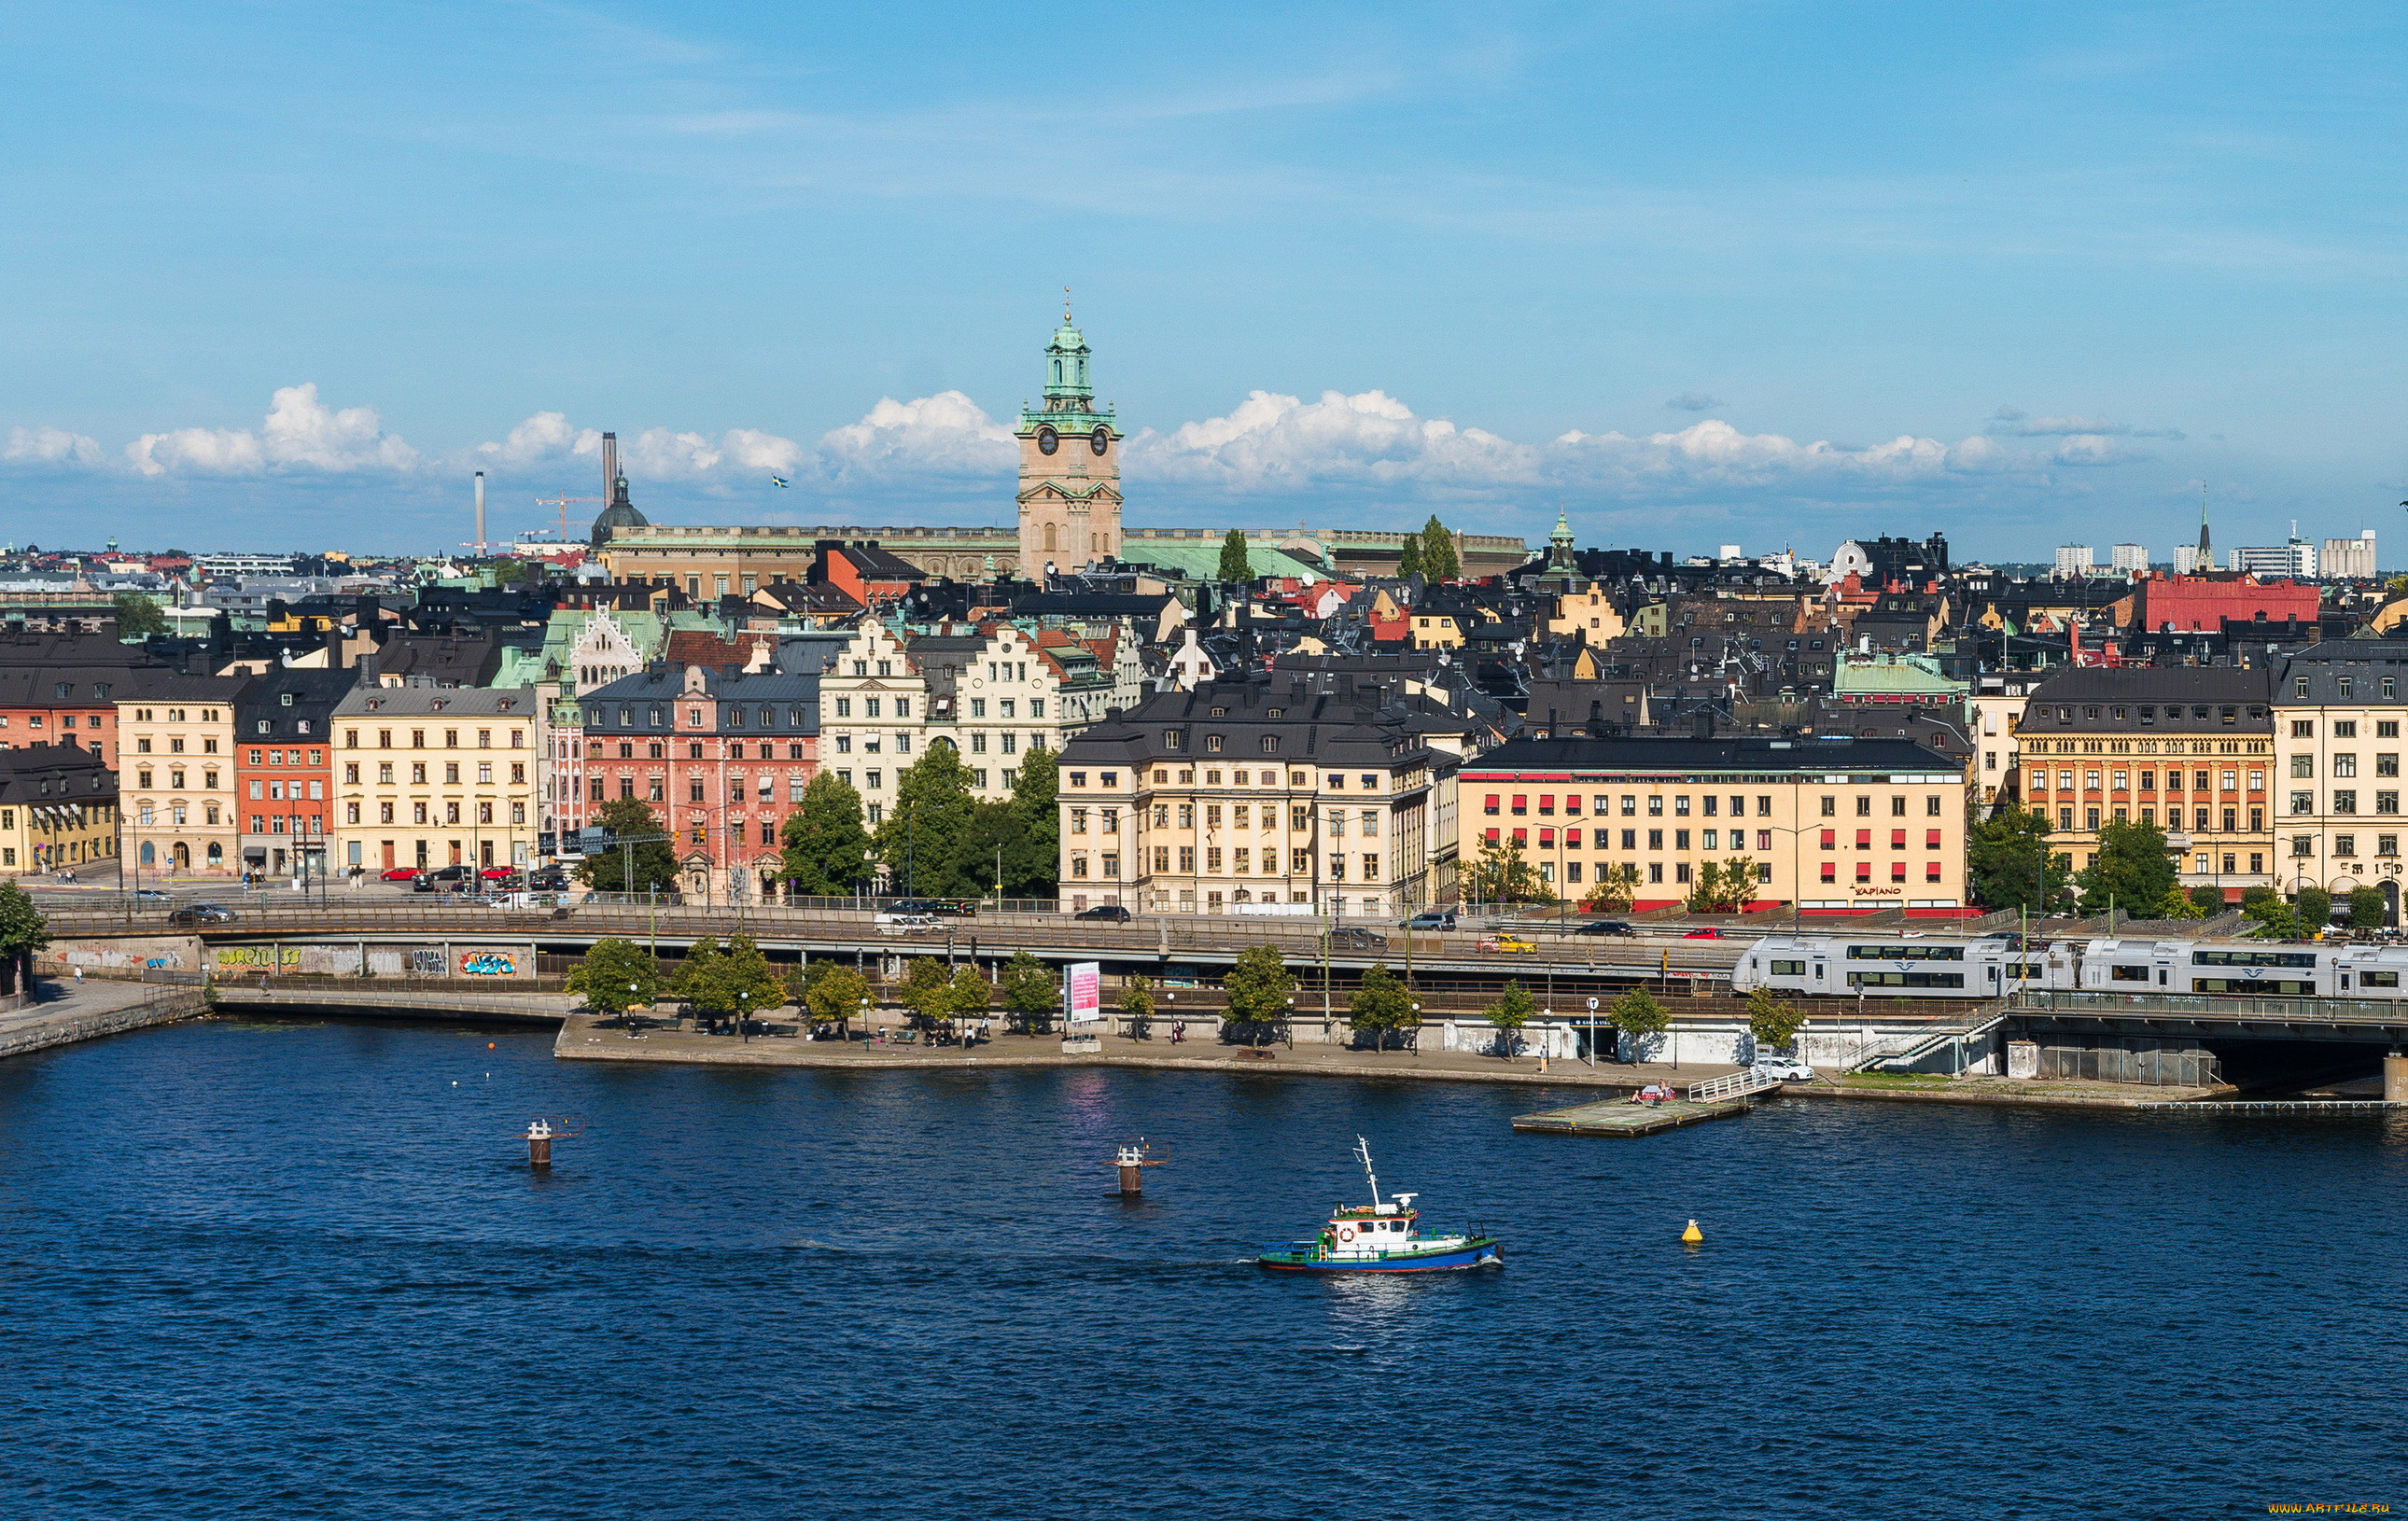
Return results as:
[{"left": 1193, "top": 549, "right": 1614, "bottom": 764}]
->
[{"left": 2013, "top": 989, "right": 2408, "bottom": 1026}]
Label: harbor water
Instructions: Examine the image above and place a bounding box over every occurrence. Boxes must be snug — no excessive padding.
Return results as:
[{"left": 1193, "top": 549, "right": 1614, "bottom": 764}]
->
[{"left": 5, "top": 1017, "right": 2405, "bottom": 1518}]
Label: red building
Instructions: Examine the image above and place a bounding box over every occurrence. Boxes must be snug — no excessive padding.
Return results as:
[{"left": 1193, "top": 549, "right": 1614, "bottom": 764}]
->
[
  {"left": 577, "top": 663, "right": 821, "bottom": 902},
  {"left": 2125, "top": 573, "right": 2318, "bottom": 634}
]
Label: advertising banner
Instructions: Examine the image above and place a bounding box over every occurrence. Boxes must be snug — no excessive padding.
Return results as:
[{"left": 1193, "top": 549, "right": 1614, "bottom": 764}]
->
[{"left": 1065, "top": 961, "right": 1102, "bottom": 1024}]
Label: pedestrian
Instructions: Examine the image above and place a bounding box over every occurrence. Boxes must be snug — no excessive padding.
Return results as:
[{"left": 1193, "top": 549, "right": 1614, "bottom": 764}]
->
[{"left": 73, "top": 965, "right": 82, "bottom": 984}]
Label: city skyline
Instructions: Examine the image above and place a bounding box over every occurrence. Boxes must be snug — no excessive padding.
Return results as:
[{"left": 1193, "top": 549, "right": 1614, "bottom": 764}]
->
[{"left": 4, "top": 3, "right": 2404, "bottom": 556}]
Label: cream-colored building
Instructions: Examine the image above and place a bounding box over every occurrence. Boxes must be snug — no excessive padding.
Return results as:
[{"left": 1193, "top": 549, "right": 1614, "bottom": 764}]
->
[
  {"left": 2273, "top": 641, "right": 2408, "bottom": 904},
  {"left": 118, "top": 677, "right": 247, "bottom": 878},
  {"left": 331, "top": 687, "right": 542, "bottom": 873}
]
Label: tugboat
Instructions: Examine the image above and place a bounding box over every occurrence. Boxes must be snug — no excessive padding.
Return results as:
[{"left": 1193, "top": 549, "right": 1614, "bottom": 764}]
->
[{"left": 1256, "top": 1137, "right": 1503, "bottom": 1274}]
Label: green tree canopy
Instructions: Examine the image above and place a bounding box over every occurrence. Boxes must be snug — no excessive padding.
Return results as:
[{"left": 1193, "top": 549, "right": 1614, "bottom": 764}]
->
[
  {"left": 897, "top": 956, "right": 957, "bottom": 1026},
  {"left": 111, "top": 592, "right": 166, "bottom": 638},
  {"left": 1218, "top": 528, "right": 1253, "bottom": 583},
  {"left": 1609, "top": 988, "right": 1669, "bottom": 1059},
  {"left": 672, "top": 933, "right": 787, "bottom": 1034},
  {"left": 1581, "top": 862, "right": 1639, "bottom": 913},
  {"left": 801, "top": 959, "right": 871, "bottom": 1031},
  {"left": 2157, "top": 886, "right": 2205, "bottom": 920},
  {"left": 1485, "top": 980, "right": 1536, "bottom": 1057},
  {"left": 1463, "top": 835, "right": 1555, "bottom": 905},
  {"left": 2350, "top": 885, "right": 2387, "bottom": 930},
  {"left": 781, "top": 772, "right": 872, "bottom": 896},
  {"left": 1969, "top": 809, "right": 2072, "bottom": 914},
  {"left": 999, "top": 950, "right": 1057, "bottom": 1034},
  {"left": 2244, "top": 894, "right": 2301, "bottom": 941},
  {"left": 2298, "top": 885, "right": 2333, "bottom": 932},
  {"left": 567, "top": 937, "right": 661, "bottom": 1018},
  {"left": 1119, "top": 973, "right": 1155, "bottom": 1037},
  {"left": 1419, "top": 516, "right": 1461, "bottom": 580},
  {"left": 1396, "top": 534, "right": 1424, "bottom": 581},
  {"left": 1347, "top": 961, "right": 1416, "bottom": 1052},
  {"left": 875, "top": 742, "right": 980, "bottom": 897},
  {"left": 1745, "top": 986, "right": 1805, "bottom": 1053},
  {"left": 946, "top": 963, "right": 992, "bottom": 1024},
  {"left": 1224, "top": 944, "right": 1297, "bottom": 1044},
  {"left": 1005, "top": 746, "right": 1059, "bottom": 897},
  {"left": 2076, "top": 816, "right": 2177, "bottom": 915},
  {"left": 2189, "top": 885, "right": 2226, "bottom": 914},
  {"left": 574, "top": 796, "right": 679, "bottom": 893}
]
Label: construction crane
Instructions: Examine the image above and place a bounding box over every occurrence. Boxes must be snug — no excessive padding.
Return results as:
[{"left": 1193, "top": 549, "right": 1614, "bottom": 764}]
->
[{"left": 531, "top": 493, "right": 601, "bottom": 546}]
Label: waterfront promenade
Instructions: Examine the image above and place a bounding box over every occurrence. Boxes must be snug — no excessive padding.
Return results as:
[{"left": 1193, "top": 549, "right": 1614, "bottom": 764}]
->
[{"left": 0, "top": 977, "right": 205, "bottom": 1061}]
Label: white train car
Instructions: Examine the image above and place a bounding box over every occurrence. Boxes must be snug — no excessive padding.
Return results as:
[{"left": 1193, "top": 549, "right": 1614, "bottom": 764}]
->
[{"left": 1734, "top": 934, "right": 2063, "bottom": 998}]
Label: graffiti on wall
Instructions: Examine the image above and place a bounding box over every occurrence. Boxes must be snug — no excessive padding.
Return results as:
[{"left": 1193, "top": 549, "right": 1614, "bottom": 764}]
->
[
  {"left": 459, "top": 952, "right": 517, "bottom": 977},
  {"left": 216, "top": 945, "right": 301, "bottom": 970},
  {"left": 409, "top": 949, "right": 446, "bottom": 977}
]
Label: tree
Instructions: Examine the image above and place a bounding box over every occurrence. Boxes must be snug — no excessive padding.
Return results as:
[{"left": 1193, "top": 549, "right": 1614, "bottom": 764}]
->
[
  {"left": 1463, "top": 834, "right": 1555, "bottom": 905},
  {"left": 566, "top": 937, "right": 662, "bottom": 1022},
  {"left": 1745, "top": 986, "right": 1805, "bottom": 1054},
  {"left": 1608, "top": 987, "right": 1669, "bottom": 1063},
  {"left": 574, "top": 796, "right": 678, "bottom": 893},
  {"left": 1485, "top": 980, "right": 1536, "bottom": 1058},
  {"left": 1223, "top": 944, "right": 1297, "bottom": 1046},
  {"left": 1419, "top": 515, "right": 1461, "bottom": 581},
  {"left": 781, "top": 772, "right": 873, "bottom": 896},
  {"left": 1396, "top": 534, "right": 1424, "bottom": 582},
  {"left": 1218, "top": 528, "right": 1253, "bottom": 583},
  {"left": 946, "top": 963, "right": 993, "bottom": 1027},
  {"left": 2244, "top": 894, "right": 2301, "bottom": 941},
  {"left": 1120, "top": 973, "right": 1155, "bottom": 1039},
  {"left": 0, "top": 882, "right": 49, "bottom": 996},
  {"left": 2076, "top": 816, "right": 2176, "bottom": 916},
  {"left": 1581, "top": 862, "right": 1640, "bottom": 913},
  {"left": 672, "top": 933, "right": 787, "bottom": 1037},
  {"left": 875, "top": 743, "right": 980, "bottom": 898},
  {"left": 1686, "top": 856, "right": 1762, "bottom": 913},
  {"left": 801, "top": 959, "right": 870, "bottom": 1036},
  {"left": 2350, "top": 885, "right": 2387, "bottom": 931},
  {"left": 2157, "top": 886, "right": 2205, "bottom": 920},
  {"left": 896, "top": 956, "right": 956, "bottom": 1027},
  {"left": 2189, "top": 885, "right": 2226, "bottom": 914},
  {"left": 1005, "top": 746, "right": 1059, "bottom": 897},
  {"left": 1968, "top": 809, "right": 2071, "bottom": 914},
  {"left": 111, "top": 592, "right": 166, "bottom": 639},
  {"left": 1347, "top": 961, "right": 1416, "bottom": 1052},
  {"left": 959, "top": 800, "right": 1020, "bottom": 900},
  {"left": 2298, "top": 885, "right": 2333, "bottom": 932},
  {"left": 999, "top": 950, "right": 1058, "bottom": 1034}
]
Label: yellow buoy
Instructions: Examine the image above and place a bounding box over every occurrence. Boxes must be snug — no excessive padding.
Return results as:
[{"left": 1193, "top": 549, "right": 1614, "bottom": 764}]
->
[{"left": 1681, "top": 1218, "right": 1703, "bottom": 1244}]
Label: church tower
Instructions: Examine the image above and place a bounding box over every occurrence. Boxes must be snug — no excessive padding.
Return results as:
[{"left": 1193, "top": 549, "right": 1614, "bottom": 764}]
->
[{"left": 1015, "top": 305, "right": 1121, "bottom": 581}]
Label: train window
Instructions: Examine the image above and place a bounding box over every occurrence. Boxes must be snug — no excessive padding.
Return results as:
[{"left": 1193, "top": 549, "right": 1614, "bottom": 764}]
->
[
  {"left": 1769, "top": 959, "right": 1806, "bottom": 976},
  {"left": 1847, "top": 971, "right": 1967, "bottom": 989},
  {"left": 2007, "top": 963, "right": 2044, "bottom": 979},
  {"left": 2362, "top": 971, "right": 2401, "bottom": 988},
  {"left": 1844, "top": 944, "right": 1965, "bottom": 961},
  {"left": 2108, "top": 966, "right": 2149, "bottom": 983},
  {"left": 2193, "top": 978, "right": 2317, "bottom": 996},
  {"left": 2191, "top": 949, "right": 2317, "bottom": 969}
]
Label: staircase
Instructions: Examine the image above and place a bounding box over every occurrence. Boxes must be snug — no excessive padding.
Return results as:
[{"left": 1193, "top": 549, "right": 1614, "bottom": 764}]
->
[
  {"left": 1844, "top": 1006, "right": 2010, "bottom": 1074},
  {"left": 1687, "top": 1068, "right": 1785, "bottom": 1103}
]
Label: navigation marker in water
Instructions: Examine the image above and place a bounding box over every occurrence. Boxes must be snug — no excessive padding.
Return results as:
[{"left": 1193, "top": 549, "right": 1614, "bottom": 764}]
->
[
  {"left": 1110, "top": 1140, "right": 1165, "bottom": 1195},
  {"left": 1682, "top": 1218, "right": 1704, "bottom": 1244},
  {"left": 522, "top": 1116, "right": 585, "bottom": 1170}
]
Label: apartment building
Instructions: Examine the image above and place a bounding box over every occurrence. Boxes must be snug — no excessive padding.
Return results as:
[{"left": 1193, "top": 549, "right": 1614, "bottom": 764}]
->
[
  {"left": 233, "top": 668, "right": 352, "bottom": 881},
  {"left": 574, "top": 663, "right": 820, "bottom": 901},
  {"left": 1462, "top": 734, "right": 1968, "bottom": 914},
  {"left": 2272, "top": 641, "right": 2408, "bottom": 904},
  {"left": 330, "top": 686, "right": 542, "bottom": 874},
  {"left": 1053, "top": 678, "right": 1469, "bottom": 917},
  {"left": 0, "top": 742, "right": 119, "bottom": 874},
  {"left": 819, "top": 623, "right": 926, "bottom": 825},
  {"left": 117, "top": 676, "right": 250, "bottom": 878},
  {"left": 2012, "top": 666, "right": 2276, "bottom": 895}
]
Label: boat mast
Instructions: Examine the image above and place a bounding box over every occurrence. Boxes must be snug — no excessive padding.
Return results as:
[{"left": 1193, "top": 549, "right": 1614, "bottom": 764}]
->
[{"left": 1353, "top": 1135, "right": 1384, "bottom": 1210}]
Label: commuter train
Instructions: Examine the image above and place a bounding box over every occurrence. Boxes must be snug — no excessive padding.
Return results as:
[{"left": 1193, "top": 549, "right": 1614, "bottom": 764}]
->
[{"left": 1730, "top": 933, "right": 2408, "bottom": 1000}]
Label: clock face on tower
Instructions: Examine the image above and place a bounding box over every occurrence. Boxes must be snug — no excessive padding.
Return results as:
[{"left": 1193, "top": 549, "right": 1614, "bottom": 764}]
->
[
  {"left": 1090, "top": 426, "right": 1110, "bottom": 456},
  {"left": 1036, "top": 426, "right": 1058, "bottom": 455}
]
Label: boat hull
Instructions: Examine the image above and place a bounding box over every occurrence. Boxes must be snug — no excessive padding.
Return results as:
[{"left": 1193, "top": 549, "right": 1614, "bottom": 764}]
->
[{"left": 1256, "top": 1237, "right": 1504, "bottom": 1273}]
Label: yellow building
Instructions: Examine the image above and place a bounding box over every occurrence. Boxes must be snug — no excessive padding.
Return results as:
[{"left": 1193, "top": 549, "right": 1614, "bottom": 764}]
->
[
  {"left": 0, "top": 742, "right": 119, "bottom": 874},
  {"left": 331, "top": 686, "right": 542, "bottom": 874},
  {"left": 117, "top": 677, "right": 247, "bottom": 878}
]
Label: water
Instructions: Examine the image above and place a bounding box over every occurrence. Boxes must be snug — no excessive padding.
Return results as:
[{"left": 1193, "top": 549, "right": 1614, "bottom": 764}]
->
[{"left": 5, "top": 1019, "right": 2406, "bottom": 1519}]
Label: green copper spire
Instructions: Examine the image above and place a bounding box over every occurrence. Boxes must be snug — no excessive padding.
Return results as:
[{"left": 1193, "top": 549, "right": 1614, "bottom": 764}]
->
[{"left": 1020, "top": 295, "right": 1113, "bottom": 430}]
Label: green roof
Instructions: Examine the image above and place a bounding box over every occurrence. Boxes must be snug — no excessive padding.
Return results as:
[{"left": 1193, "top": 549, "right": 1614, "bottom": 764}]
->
[
  {"left": 1114, "top": 540, "right": 1325, "bottom": 583},
  {"left": 1833, "top": 654, "right": 1967, "bottom": 696}
]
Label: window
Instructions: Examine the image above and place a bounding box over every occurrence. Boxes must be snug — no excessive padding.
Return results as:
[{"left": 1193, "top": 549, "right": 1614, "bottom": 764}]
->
[
  {"left": 2335, "top": 835, "right": 2358, "bottom": 858},
  {"left": 2292, "top": 720, "right": 2314, "bottom": 738},
  {"left": 1855, "top": 797, "right": 1871, "bottom": 816},
  {"left": 2292, "top": 756, "right": 2315, "bottom": 778}
]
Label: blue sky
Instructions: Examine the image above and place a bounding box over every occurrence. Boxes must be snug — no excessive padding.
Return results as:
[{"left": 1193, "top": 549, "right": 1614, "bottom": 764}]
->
[{"left": 3, "top": 1, "right": 2403, "bottom": 561}]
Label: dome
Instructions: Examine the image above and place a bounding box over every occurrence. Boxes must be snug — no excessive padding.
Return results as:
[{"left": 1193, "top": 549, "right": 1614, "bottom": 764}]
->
[{"left": 589, "top": 473, "right": 649, "bottom": 548}]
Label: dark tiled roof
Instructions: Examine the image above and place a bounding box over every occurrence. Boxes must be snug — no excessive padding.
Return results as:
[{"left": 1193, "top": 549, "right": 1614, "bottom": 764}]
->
[{"left": 1463, "top": 734, "right": 1961, "bottom": 776}]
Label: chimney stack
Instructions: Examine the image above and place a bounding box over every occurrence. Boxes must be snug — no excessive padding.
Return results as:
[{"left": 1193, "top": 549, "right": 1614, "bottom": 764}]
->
[
  {"left": 473, "top": 470, "right": 485, "bottom": 554},
  {"left": 601, "top": 432, "right": 619, "bottom": 502}
]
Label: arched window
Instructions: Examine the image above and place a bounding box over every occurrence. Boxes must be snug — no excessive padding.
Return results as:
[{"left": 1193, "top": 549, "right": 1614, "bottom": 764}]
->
[
  {"left": 1077, "top": 359, "right": 1087, "bottom": 383},
  {"left": 1044, "top": 523, "right": 1058, "bottom": 552},
  {"left": 1053, "top": 359, "right": 1063, "bottom": 383},
  {"left": 139, "top": 842, "right": 155, "bottom": 865},
  {"left": 206, "top": 843, "right": 223, "bottom": 866}
]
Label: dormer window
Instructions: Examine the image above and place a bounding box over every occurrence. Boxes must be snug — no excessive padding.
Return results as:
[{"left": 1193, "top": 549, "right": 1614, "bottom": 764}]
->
[{"left": 1207, "top": 735, "right": 1224, "bottom": 752}]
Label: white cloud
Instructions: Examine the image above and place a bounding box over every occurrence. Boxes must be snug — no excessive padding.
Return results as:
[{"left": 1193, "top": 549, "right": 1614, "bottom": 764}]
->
[
  {"left": 815, "top": 391, "right": 1014, "bottom": 483},
  {"left": 1990, "top": 408, "right": 2185, "bottom": 440},
  {"left": 1128, "top": 388, "right": 1536, "bottom": 493},
  {"left": 4, "top": 426, "right": 103, "bottom": 467},
  {"left": 125, "top": 384, "right": 415, "bottom": 477},
  {"left": 476, "top": 411, "right": 598, "bottom": 465}
]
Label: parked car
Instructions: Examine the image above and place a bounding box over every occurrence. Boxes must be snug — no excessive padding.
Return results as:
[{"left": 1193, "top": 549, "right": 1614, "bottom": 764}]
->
[
  {"left": 875, "top": 913, "right": 942, "bottom": 935},
  {"left": 128, "top": 888, "right": 172, "bottom": 904},
  {"left": 1574, "top": 919, "right": 1634, "bottom": 936},
  {"left": 168, "top": 904, "right": 237, "bottom": 925},
  {"left": 1681, "top": 927, "right": 1726, "bottom": 940},
  {"left": 1478, "top": 932, "right": 1539, "bottom": 954},
  {"left": 1323, "top": 926, "right": 1388, "bottom": 951},
  {"left": 526, "top": 866, "right": 568, "bottom": 890},
  {"left": 1400, "top": 910, "right": 1458, "bottom": 931},
  {"left": 479, "top": 866, "right": 516, "bottom": 881},
  {"left": 1074, "top": 903, "right": 1133, "bottom": 923},
  {"left": 379, "top": 866, "right": 424, "bottom": 883},
  {"left": 1752, "top": 1055, "right": 1816, "bottom": 1082},
  {"left": 888, "top": 898, "right": 977, "bottom": 918}
]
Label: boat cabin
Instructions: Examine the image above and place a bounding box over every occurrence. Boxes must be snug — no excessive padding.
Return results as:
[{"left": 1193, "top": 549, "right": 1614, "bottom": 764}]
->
[{"left": 1321, "top": 1196, "right": 1421, "bottom": 1259}]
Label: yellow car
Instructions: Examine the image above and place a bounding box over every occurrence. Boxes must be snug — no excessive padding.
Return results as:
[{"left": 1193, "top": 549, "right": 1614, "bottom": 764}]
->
[{"left": 1478, "top": 933, "right": 1539, "bottom": 954}]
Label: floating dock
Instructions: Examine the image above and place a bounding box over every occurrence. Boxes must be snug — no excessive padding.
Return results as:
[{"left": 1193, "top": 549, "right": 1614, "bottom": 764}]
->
[{"left": 1511, "top": 1095, "right": 1753, "bottom": 1137}]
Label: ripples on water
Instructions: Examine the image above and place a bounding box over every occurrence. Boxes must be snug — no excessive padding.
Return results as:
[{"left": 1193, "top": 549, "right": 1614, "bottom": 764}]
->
[{"left": 3, "top": 1018, "right": 2405, "bottom": 1518}]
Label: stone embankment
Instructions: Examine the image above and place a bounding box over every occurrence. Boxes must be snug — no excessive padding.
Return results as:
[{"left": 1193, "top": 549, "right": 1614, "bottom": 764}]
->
[{"left": 0, "top": 980, "right": 207, "bottom": 1062}]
